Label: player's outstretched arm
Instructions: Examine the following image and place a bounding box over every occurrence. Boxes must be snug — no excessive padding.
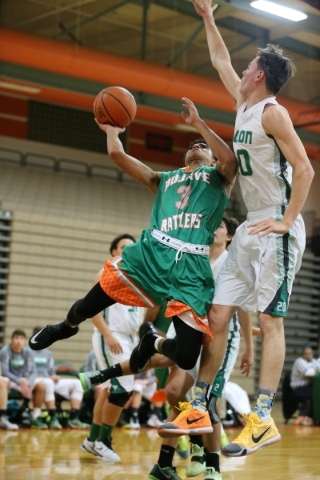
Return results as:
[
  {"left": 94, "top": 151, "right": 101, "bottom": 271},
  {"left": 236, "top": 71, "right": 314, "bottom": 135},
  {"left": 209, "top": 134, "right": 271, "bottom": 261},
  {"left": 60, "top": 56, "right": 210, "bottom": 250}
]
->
[
  {"left": 182, "top": 97, "right": 237, "bottom": 191},
  {"left": 248, "top": 106, "right": 314, "bottom": 237},
  {"left": 95, "top": 120, "right": 161, "bottom": 194},
  {"left": 193, "top": 0, "right": 244, "bottom": 106}
]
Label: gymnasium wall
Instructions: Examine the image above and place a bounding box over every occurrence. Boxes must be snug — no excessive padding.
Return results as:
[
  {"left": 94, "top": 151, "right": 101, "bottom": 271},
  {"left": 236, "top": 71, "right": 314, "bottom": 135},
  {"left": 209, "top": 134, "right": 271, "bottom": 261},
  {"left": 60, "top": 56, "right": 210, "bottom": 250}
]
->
[{"left": 0, "top": 141, "right": 154, "bottom": 370}]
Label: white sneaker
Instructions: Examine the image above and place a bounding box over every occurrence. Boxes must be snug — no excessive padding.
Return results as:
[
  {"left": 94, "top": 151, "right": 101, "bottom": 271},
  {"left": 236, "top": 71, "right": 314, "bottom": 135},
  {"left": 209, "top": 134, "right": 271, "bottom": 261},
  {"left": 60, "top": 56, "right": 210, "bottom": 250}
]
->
[
  {"left": 147, "top": 414, "right": 163, "bottom": 428},
  {"left": 93, "top": 440, "right": 121, "bottom": 462},
  {"left": 80, "top": 437, "right": 97, "bottom": 456},
  {"left": 0, "top": 415, "right": 19, "bottom": 430},
  {"left": 129, "top": 417, "right": 141, "bottom": 429}
]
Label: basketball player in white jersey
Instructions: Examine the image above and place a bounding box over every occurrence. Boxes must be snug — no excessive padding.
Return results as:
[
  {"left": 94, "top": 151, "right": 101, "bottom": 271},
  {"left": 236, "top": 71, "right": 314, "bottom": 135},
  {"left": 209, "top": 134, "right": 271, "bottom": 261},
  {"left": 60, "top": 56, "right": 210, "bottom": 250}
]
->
[
  {"left": 81, "top": 233, "right": 145, "bottom": 462},
  {"left": 160, "top": 0, "right": 314, "bottom": 457}
]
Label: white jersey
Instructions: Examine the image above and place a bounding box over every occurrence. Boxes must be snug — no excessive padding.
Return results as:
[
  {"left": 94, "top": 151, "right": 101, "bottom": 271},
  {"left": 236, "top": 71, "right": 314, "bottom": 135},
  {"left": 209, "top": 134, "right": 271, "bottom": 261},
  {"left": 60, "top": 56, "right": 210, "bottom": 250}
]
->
[
  {"left": 93, "top": 304, "right": 144, "bottom": 336},
  {"left": 211, "top": 250, "right": 240, "bottom": 333},
  {"left": 234, "top": 97, "right": 292, "bottom": 213}
]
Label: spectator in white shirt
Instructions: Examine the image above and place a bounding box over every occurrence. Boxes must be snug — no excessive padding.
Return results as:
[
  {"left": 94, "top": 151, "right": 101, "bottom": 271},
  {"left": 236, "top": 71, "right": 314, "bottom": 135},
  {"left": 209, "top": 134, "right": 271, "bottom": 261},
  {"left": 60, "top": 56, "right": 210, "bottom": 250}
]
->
[{"left": 290, "top": 345, "right": 319, "bottom": 425}]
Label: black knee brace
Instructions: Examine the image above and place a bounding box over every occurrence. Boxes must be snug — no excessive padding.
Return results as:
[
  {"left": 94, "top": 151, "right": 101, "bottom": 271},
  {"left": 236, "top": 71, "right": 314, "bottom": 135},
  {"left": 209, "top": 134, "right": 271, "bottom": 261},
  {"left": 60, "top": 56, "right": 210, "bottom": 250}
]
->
[
  {"left": 207, "top": 394, "right": 220, "bottom": 425},
  {"left": 108, "top": 391, "right": 132, "bottom": 408}
]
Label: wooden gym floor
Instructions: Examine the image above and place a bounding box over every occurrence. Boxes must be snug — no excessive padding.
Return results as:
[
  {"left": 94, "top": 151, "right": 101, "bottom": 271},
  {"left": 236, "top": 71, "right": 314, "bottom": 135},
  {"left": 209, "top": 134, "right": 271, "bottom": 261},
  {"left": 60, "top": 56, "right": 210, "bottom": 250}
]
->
[{"left": 0, "top": 405, "right": 319, "bottom": 480}]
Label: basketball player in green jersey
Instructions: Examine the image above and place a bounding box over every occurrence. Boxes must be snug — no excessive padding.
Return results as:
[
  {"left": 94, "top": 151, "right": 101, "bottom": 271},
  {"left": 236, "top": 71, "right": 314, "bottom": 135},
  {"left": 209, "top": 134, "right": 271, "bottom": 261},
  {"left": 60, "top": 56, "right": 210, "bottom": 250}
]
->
[
  {"left": 160, "top": 0, "right": 314, "bottom": 457},
  {"left": 28, "top": 99, "right": 237, "bottom": 403}
]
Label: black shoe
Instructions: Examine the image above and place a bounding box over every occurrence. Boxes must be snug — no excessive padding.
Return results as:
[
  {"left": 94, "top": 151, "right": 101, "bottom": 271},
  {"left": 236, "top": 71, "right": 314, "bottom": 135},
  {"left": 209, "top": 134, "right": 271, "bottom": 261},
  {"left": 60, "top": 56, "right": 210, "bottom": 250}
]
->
[
  {"left": 28, "top": 321, "right": 79, "bottom": 350},
  {"left": 129, "top": 322, "right": 159, "bottom": 373},
  {"left": 149, "top": 464, "right": 182, "bottom": 480}
]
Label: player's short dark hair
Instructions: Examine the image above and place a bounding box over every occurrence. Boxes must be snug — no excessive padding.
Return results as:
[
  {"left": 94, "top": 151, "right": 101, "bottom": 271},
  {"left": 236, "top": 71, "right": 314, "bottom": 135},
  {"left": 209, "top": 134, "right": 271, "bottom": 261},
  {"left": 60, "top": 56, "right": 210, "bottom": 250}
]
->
[
  {"left": 222, "top": 215, "right": 239, "bottom": 247},
  {"left": 12, "top": 329, "right": 26, "bottom": 339},
  {"left": 257, "top": 44, "right": 296, "bottom": 95},
  {"left": 109, "top": 233, "right": 136, "bottom": 255},
  {"left": 183, "top": 138, "right": 214, "bottom": 164}
]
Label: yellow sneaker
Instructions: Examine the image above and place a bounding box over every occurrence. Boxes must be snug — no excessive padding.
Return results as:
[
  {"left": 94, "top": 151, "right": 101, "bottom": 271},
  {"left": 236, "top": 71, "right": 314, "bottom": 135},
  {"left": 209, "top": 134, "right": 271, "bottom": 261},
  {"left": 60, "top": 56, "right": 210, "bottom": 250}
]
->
[
  {"left": 222, "top": 413, "right": 281, "bottom": 457},
  {"left": 157, "top": 402, "right": 213, "bottom": 438}
]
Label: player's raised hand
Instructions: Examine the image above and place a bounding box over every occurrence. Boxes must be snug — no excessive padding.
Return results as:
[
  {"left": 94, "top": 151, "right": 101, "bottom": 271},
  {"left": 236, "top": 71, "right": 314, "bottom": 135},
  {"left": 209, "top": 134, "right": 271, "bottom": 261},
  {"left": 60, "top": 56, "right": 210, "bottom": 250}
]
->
[
  {"left": 181, "top": 97, "right": 200, "bottom": 126},
  {"left": 94, "top": 118, "right": 125, "bottom": 135},
  {"left": 247, "top": 219, "right": 291, "bottom": 237},
  {"left": 192, "top": 0, "right": 218, "bottom": 18}
]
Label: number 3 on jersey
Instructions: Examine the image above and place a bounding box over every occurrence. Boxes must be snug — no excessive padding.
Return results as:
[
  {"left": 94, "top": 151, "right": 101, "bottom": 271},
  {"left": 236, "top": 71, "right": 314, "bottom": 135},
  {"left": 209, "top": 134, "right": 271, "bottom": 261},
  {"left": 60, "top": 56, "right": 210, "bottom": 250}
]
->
[
  {"left": 175, "top": 185, "right": 192, "bottom": 209},
  {"left": 237, "top": 149, "right": 253, "bottom": 176}
]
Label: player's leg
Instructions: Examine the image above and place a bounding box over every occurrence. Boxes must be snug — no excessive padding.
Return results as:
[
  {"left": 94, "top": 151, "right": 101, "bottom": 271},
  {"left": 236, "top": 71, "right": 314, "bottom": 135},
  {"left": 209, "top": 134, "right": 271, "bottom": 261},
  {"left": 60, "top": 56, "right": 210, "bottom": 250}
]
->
[
  {"left": 222, "top": 222, "right": 299, "bottom": 456},
  {"left": 130, "top": 316, "right": 203, "bottom": 373},
  {"left": 158, "top": 306, "right": 234, "bottom": 438},
  {"left": 0, "top": 376, "right": 18, "bottom": 430},
  {"left": 40, "top": 377, "right": 62, "bottom": 429},
  {"left": 222, "top": 311, "right": 282, "bottom": 456},
  {"left": 29, "top": 282, "right": 116, "bottom": 350},
  {"left": 149, "top": 367, "right": 194, "bottom": 480},
  {"left": 92, "top": 387, "right": 131, "bottom": 462},
  {"left": 30, "top": 380, "right": 48, "bottom": 429},
  {"left": 81, "top": 387, "right": 109, "bottom": 455},
  {"left": 54, "top": 378, "right": 88, "bottom": 428},
  {"left": 80, "top": 352, "right": 174, "bottom": 391}
]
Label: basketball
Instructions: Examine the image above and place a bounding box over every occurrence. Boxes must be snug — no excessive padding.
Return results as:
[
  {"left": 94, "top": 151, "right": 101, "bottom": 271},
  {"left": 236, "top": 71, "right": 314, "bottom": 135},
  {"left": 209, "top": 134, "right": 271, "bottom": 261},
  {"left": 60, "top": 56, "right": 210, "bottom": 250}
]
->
[{"left": 93, "top": 86, "right": 137, "bottom": 128}]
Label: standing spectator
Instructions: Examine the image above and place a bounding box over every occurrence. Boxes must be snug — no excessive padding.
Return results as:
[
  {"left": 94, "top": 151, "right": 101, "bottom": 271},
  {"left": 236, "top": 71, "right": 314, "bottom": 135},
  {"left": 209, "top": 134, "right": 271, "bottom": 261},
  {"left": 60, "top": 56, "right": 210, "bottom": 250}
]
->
[
  {"left": 31, "top": 327, "right": 89, "bottom": 429},
  {"left": 0, "top": 329, "right": 47, "bottom": 428},
  {"left": 290, "top": 345, "right": 319, "bottom": 426}
]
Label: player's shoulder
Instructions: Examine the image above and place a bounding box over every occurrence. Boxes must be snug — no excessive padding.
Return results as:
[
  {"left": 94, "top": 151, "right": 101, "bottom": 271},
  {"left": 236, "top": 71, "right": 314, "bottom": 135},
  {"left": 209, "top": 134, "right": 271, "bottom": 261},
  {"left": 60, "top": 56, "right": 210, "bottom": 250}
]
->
[{"left": 263, "top": 103, "right": 289, "bottom": 120}]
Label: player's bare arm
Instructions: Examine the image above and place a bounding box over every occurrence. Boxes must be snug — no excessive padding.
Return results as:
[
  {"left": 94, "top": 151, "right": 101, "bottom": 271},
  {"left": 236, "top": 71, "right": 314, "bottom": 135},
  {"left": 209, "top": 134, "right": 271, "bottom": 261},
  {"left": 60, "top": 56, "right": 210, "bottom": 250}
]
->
[
  {"left": 192, "top": 0, "right": 244, "bottom": 107},
  {"left": 237, "top": 309, "right": 253, "bottom": 377},
  {"left": 95, "top": 120, "right": 162, "bottom": 194},
  {"left": 182, "top": 97, "right": 237, "bottom": 194},
  {"left": 248, "top": 106, "right": 314, "bottom": 237}
]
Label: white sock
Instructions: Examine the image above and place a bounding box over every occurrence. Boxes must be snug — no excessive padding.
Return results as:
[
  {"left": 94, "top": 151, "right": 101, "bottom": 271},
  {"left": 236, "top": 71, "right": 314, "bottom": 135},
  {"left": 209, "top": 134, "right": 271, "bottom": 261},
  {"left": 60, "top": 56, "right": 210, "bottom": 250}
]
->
[
  {"left": 154, "top": 336, "right": 162, "bottom": 352},
  {"left": 32, "top": 408, "right": 41, "bottom": 419}
]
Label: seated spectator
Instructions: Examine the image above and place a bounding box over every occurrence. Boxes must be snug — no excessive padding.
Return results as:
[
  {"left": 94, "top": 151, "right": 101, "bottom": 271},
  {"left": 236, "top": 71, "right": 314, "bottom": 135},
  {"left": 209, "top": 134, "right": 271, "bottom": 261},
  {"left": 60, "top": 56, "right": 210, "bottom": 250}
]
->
[
  {"left": 0, "top": 367, "right": 19, "bottom": 430},
  {"left": 32, "top": 326, "right": 89, "bottom": 429},
  {"left": 0, "top": 329, "right": 48, "bottom": 428},
  {"left": 290, "top": 345, "right": 319, "bottom": 426}
]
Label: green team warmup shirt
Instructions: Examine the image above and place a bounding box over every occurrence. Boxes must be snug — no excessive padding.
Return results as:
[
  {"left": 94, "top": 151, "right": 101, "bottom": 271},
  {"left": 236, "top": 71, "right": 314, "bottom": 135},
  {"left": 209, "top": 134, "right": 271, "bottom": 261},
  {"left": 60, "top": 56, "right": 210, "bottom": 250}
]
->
[{"left": 119, "top": 165, "right": 228, "bottom": 323}]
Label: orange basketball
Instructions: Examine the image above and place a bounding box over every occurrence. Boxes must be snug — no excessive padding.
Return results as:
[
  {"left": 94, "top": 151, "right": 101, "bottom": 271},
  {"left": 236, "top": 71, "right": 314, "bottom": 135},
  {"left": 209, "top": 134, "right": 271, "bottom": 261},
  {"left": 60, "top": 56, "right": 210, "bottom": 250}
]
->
[{"left": 93, "top": 86, "right": 137, "bottom": 128}]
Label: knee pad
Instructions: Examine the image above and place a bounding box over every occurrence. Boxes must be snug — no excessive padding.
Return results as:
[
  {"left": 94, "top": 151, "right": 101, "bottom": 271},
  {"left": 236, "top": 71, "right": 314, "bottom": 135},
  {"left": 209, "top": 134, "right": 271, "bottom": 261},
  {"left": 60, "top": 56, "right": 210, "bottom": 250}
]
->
[
  {"left": 67, "top": 299, "right": 86, "bottom": 324},
  {"left": 207, "top": 394, "right": 220, "bottom": 425},
  {"left": 108, "top": 391, "right": 132, "bottom": 408}
]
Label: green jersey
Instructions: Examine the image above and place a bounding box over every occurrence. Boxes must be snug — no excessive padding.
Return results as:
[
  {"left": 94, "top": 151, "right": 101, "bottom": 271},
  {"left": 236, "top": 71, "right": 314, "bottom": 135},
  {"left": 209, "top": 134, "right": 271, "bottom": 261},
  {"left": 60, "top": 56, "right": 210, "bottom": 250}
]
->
[{"left": 150, "top": 166, "right": 228, "bottom": 245}]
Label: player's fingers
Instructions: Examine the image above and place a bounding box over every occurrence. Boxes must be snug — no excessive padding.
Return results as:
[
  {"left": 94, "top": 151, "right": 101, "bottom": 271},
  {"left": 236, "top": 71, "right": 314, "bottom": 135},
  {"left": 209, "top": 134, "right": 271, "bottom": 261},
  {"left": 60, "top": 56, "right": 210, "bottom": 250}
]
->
[{"left": 212, "top": 4, "right": 218, "bottom": 12}]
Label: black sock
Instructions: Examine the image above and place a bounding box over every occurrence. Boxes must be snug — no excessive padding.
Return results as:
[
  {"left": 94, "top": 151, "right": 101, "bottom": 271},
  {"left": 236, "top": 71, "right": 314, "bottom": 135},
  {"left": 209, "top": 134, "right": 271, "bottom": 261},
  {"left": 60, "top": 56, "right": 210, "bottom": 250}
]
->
[
  {"left": 49, "top": 409, "right": 57, "bottom": 418},
  {"left": 131, "top": 408, "right": 139, "bottom": 420},
  {"left": 153, "top": 407, "right": 162, "bottom": 417},
  {"left": 100, "top": 363, "right": 123, "bottom": 380},
  {"left": 69, "top": 409, "right": 79, "bottom": 420},
  {"left": 0, "top": 410, "right": 7, "bottom": 416},
  {"left": 189, "top": 434, "right": 203, "bottom": 447},
  {"left": 158, "top": 445, "right": 175, "bottom": 468},
  {"left": 205, "top": 452, "right": 220, "bottom": 473}
]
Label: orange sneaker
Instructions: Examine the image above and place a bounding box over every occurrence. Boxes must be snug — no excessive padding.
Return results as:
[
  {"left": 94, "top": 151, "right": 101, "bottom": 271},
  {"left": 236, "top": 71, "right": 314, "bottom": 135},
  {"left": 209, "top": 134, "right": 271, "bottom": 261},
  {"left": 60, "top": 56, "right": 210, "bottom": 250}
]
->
[{"left": 157, "top": 402, "right": 213, "bottom": 438}]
